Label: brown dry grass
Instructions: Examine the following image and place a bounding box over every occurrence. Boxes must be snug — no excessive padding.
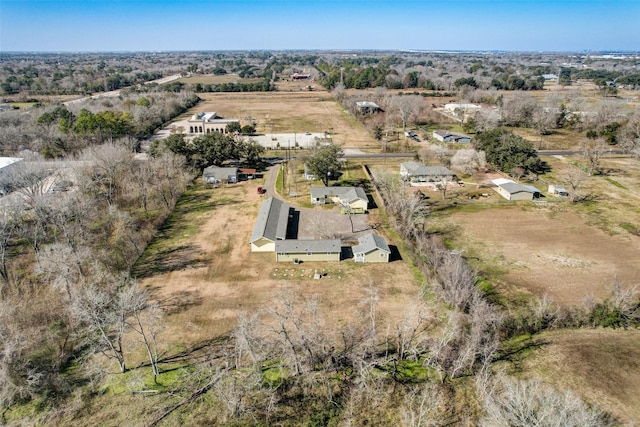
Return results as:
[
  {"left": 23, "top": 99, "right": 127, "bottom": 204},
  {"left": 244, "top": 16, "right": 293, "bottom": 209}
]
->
[
  {"left": 139, "top": 171, "right": 423, "bottom": 350},
  {"left": 448, "top": 206, "right": 640, "bottom": 305},
  {"left": 519, "top": 329, "right": 640, "bottom": 425},
  {"left": 193, "top": 89, "right": 379, "bottom": 150},
  {"left": 367, "top": 153, "right": 640, "bottom": 307}
]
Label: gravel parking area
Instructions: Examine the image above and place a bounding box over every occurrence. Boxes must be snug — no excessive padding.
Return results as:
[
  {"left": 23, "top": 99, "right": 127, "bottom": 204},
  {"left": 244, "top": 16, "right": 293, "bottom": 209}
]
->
[{"left": 295, "top": 205, "right": 373, "bottom": 243}]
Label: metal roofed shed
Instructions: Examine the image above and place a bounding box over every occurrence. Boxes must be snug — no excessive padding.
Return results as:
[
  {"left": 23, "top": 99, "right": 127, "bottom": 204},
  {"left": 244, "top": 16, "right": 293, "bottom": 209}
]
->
[
  {"left": 275, "top": 239, "right": 341, "bottom": 262},
  {"left": 491, "top": 178, "right": 539, "bottom": 201}
]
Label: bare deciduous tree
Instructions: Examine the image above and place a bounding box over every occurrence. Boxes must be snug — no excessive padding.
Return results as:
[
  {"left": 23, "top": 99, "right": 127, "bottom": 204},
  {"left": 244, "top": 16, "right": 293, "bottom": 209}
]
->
[
  {"left": 72, "top": 275, "right": 137, "bottom": 373},
  {"left": 565, "top": 164, "right": 589, "bottom": 202},
  {"left": 389, "top": 95, "right": 424, "bottom": 130},
  {"left": 480, "top": 375, "right": 613, "bottom": 427},
  {"left": 450, "top": 148, "right": 486, "bottom": 175},
  {"left": 400, "top": 383, "right": 448, "bottom": 427}
]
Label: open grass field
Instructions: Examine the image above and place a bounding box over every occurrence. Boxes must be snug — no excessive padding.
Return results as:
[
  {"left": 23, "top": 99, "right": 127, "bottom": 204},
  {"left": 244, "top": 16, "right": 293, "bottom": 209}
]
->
[
  {"left": 144, "top": 85, "right": 640, "bottom": 424},
  {"left": 188, "top": 89, "right": 380, "bottom": 150},
  {"left": 420, "top": 155, "right": 640, "bottom": 306},
  {"left": 136, "top": 173, "right": 425, "bottom": 350},
  {"left": 516, "top": 329, "right": 640, "bottom": 425}
]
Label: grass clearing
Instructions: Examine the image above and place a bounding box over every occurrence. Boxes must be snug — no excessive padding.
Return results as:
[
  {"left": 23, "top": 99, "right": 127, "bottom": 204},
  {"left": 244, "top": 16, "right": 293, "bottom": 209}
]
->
[{"left": 519, "top": 329, "right": 640, "bottom": 425}]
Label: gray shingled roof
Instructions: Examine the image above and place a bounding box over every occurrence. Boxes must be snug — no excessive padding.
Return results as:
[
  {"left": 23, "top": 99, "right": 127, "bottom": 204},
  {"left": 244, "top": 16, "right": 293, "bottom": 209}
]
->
[
  {"left": 310, "top": 186, "right": 367, "bottom": 203},
  {"left": 275, "top": 239, "right": 341, "bottom": 254},
  {"left": 352, "top": 233, "right": 390, "bottom": 255},
  {"left": 250, "top": 197, "right": 290, "bottom": 244},
  {"left": 401, "top": 162, "right": 455, "bottom": 177},
  {"left": 203, "top": 166, "right": 238, "bottom": 178},
  {"left": 500, "top": 182, "right": 535, "bottom": 195}
]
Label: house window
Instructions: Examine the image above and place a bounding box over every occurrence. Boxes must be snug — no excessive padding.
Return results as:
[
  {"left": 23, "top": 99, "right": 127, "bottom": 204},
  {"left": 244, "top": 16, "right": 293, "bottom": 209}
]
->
[{"left": 380, "top": 253, "right": 385, "bottom": 258}]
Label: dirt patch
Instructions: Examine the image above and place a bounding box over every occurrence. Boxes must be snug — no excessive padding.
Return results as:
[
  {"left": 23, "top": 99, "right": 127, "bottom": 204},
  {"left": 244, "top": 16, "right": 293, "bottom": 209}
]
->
[
  {"left": 447, "top": 206, "right": 640, "bottom": 305},
  {"left": 520, "top": 329, "right": 640, "bottom": 424}
]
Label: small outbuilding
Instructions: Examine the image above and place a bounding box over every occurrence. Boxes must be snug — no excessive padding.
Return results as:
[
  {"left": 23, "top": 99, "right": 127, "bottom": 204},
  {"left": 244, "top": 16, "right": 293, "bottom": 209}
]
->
[
  {"left": 492, "top": 178, "right": 539, "bottom": 201},
  {"left": 548, "top": 184, "right": 569, "bottom": 197},
  {"left": 275, "top": 239, "right": 341, "bottom": 262},
  {"left": 352, "top": 233, "right": 391, "bottom": 263},
  {"left": 303, "top": 163, "right": 316, "bottom": 180}
]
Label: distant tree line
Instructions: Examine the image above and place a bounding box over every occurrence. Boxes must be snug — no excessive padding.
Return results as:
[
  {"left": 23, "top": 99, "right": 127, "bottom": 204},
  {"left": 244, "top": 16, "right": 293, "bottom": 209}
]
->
[
  {"left": 0, "top": 90, "right": 199, "bottom": 158},
  {"left": 189, "top": 79, "right": 275, "bottom": 93}
]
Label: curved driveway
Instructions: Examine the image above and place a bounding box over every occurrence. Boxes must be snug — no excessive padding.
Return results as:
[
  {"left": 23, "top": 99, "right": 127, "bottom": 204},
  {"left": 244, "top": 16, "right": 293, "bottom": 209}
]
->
[{"left": 263, "top": 164, "right": 372, "bottom": 242}]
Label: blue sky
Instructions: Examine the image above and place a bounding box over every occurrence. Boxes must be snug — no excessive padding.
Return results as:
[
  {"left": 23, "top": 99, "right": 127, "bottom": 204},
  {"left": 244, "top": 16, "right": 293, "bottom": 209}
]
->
[{"left": 1, "top": 0, "right": 638, "bottom": 52}]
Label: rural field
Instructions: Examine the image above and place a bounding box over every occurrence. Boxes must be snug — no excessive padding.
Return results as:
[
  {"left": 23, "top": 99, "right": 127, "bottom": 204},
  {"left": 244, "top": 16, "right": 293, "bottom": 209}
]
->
[
  {"left": 138, "top": 82, "right": 640, "bottom": 423},
  {"left": 137, "top": 173, "right": 424, "bottom": 347}
]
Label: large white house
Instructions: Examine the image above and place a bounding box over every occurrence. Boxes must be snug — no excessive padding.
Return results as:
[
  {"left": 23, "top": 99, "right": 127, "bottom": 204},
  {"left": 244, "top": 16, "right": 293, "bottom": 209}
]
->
[
  {"left": 444, "top": 103, "right": 481, "bottom": 114},
  {"left": 187, "top": 112, "right": 239, "bottom": 135}
]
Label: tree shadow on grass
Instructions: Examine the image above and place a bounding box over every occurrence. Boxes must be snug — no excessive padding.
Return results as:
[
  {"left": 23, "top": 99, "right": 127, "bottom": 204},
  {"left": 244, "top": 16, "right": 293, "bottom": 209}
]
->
[
  {"left": 132, "top": 244, "right": 208, "bottom": 278},
  {"left": 152, "top": 288, "right": 204, "bottom": 315},
  {"left": 495, "top": 335, "right": 548, "bottom": 373}
]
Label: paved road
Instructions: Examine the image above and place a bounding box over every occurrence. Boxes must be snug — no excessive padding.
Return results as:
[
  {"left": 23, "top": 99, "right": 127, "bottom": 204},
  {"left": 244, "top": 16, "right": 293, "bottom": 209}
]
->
[{"left": 538, "top": 149, "right": 629, "bottom": 156}]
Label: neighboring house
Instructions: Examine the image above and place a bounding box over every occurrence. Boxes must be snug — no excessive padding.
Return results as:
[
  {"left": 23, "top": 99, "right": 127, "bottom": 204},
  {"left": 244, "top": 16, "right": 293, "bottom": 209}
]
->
[
  {"left": 0, "top": 157, "right": 24, "bottom": 191},
  {"left": 187, "top": 112, "right": 240, "bottom": 135},
  {"left": 432, "top": 130, "right": 472, "bottom": 143},
  {"left": 202, "top": 166, "right": 239, "bottom": 184},
  {"left": 444, "top": 103, "right": 481, "bottom": 115},
  {"left": 356, "top": 101, "right": 382, "bottom": 115},
  {"left": 400, "top": 162, "right": 456, "bottom": 185},
  {"left": 291, "top": 73, "right": 311, "bottom": 80},
  {"left": 542, "top": 74, "right": 559, "bottom": 81},
  {"left": 352, "top": 233, "right": 391, "bottom": 263},
  {"left": 548, "top": 184, "right": 569, "bottom": 197},
  {"left": 275, "top": 239, "right": 341, "bottom": 262},
  {"left": 310, "top": 187, "right": 368, "bottom": 213},
  {"left": 250, "top": 197, "right": 291, "bottom": 252},
  {"left": 492, "top": 178, "right": 540, "bottom": 201},
  {"left": 303, "top": 164, "right": 316, "bottom": 180}
]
